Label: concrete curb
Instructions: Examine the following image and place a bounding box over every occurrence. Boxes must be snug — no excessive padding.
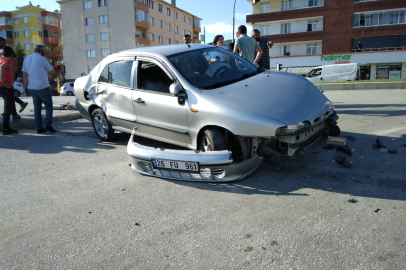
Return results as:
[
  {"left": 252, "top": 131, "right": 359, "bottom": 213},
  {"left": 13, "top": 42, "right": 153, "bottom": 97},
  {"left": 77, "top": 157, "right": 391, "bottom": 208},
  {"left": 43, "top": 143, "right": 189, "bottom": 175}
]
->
[
  {"left": 315, "top": 81, "right": 406, "bottom": 91},
  {"left": 2, "top": 111, "right": 82, "bottom": 129}
]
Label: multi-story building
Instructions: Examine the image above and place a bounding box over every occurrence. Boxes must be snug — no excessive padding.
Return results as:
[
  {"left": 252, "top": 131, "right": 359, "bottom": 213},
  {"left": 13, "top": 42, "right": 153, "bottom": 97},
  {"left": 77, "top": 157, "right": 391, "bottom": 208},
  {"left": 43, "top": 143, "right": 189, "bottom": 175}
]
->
[
  {"left": 247, "top": 0, "right": 406, "bottom": 80},
  {"left": 0, "top": 5, "right": 63, "bottom": 75},
  {"left": 58, "top": 0, "right": 202, "bottom": 79}
]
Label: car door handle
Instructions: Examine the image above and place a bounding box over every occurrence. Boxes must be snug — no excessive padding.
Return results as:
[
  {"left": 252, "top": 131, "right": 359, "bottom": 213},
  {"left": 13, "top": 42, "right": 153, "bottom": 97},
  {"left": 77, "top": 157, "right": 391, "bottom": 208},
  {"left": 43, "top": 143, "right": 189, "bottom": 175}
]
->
[
  {"left": 320, "top": 77, "right": 322, "bottom": 81},
  {"left": 133, "top": 98, "right": 145, "bottom": 104}
]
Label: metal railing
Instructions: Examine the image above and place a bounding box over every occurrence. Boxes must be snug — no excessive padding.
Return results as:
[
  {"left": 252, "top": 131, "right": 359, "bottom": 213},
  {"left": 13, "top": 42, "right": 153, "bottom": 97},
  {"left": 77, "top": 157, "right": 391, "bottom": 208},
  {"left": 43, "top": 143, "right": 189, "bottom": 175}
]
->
[{"left": 351, "top": 46, "right": 406, "bottom": 52}]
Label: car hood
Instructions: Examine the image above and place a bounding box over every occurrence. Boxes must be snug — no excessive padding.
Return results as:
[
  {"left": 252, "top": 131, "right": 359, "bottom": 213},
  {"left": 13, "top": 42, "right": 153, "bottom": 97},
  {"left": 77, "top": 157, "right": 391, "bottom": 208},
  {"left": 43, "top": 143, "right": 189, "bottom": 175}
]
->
[{"left": 201, "top": 71, "right": 332, "bottom": 125}]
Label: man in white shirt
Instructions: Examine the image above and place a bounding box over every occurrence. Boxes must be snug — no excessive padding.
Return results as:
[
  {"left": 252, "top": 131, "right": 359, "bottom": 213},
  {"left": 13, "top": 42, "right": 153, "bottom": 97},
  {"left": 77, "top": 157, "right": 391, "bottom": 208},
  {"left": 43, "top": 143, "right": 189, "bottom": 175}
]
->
[{"left": 22, "top": 45, "right": 56, "bottom": 134}]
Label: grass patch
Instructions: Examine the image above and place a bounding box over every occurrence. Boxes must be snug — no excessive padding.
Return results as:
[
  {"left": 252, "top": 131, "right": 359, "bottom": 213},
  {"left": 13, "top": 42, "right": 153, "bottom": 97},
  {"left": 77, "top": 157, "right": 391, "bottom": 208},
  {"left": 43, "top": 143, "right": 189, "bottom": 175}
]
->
[{"left": 314, "top": 79, "right": 406, "bottom": 84}]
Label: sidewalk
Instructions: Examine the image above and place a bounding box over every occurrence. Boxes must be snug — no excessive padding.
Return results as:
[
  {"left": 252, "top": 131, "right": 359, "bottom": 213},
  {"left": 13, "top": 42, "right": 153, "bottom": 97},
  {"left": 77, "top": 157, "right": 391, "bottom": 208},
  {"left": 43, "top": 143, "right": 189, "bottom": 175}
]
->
[{"left": 0, "top": 96, "right": 82, "bottom": 130}]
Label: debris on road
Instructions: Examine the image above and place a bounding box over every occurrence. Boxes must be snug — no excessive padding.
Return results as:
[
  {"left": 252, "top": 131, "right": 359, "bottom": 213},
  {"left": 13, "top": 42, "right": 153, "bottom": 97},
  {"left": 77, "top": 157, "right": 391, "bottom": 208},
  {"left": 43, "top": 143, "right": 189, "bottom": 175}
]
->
[
  {"left": 323, "top": 145, "right": 335, "bottom": 150},
  {"left": 374, "top": 208, "right": 381, "bottom": 213},
  {"left": 335, "top": 156, "right": 352, "bottom": 168},
  {"left": 348, "top": 199, "right": 358, "bottom": 203},
  {"left": 336, "top": 145, "right": 353, "bottom": 156},
  {"left": 327, "top": 136, "right": 347, "bottom": 146},
  {"left": 372, "top": 138, "right": 386, "bottom": 149},
  {"left": 388, "top": 149, "right": 397, "bottom": 154}
]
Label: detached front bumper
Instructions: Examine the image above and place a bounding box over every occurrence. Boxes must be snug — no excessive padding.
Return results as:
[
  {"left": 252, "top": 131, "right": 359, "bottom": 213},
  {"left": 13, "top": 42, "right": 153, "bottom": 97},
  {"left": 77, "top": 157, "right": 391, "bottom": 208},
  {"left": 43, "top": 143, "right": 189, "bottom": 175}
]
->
[{"left": 127, "top": 133, "right": 263, "bottom": 182}]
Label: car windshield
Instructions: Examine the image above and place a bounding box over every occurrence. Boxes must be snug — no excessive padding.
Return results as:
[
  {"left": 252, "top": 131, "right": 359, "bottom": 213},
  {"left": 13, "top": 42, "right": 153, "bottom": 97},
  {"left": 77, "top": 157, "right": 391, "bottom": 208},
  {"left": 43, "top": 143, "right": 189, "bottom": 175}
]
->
[{"left": 168, "top": 47, "right": 261, "bottom": 89}]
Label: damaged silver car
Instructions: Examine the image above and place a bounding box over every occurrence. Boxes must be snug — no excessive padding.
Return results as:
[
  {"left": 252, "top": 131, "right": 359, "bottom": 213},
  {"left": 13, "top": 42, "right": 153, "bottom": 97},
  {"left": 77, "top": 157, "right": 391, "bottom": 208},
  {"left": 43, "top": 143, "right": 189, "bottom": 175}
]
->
[{"left": 74, "top": 44, "right": 339, "bottom": 182}]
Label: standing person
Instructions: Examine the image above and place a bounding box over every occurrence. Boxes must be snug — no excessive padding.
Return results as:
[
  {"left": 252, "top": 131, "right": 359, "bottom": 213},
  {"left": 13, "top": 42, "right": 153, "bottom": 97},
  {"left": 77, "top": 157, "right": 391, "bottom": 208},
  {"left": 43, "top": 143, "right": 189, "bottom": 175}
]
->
[
  {"left": 0, "top": 37, "right": 28, "bottom": 119},
  {"left": 228, "top": 32, "right": 241, "bottom": 52},
  {"left": 22, "top": 45, "right": 56, "bottom": 134},
  {"left": 213, "top": 35, "right": 228, "bottom": 50},
  {"left": 251, "top": 29, "right": 273, "bottom": 70},
  {"left": 183, "top": 34, "right": 192, "bottom": 44},
  {"left": 233, "top": 25, "right": 262, "bottom": 65},
  {"left": 0, "top": 46, "right": 18, "bottom": 135}
]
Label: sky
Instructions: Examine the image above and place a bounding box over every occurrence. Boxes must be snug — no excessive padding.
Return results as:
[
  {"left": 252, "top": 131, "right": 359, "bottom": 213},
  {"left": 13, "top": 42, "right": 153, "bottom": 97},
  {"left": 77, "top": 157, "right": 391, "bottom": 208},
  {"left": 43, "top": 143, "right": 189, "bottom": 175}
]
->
[{"left": 3, "top": 0, "right": 253, "bottom": 44}]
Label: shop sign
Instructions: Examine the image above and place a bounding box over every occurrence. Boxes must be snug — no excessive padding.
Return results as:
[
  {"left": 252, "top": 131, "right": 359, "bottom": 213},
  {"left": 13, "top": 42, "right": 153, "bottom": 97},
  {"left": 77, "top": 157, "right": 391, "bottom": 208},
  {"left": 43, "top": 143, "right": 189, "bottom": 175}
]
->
[{"left": 321, "top": 54, "right": 352, "bottom": 64}]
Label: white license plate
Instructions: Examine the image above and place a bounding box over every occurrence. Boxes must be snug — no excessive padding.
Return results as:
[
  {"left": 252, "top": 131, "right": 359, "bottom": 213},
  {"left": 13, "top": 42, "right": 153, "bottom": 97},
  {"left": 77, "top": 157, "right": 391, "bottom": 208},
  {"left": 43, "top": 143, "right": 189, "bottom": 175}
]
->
[{"left": 151, "top": 158, "right": 199, "bottom": 172}]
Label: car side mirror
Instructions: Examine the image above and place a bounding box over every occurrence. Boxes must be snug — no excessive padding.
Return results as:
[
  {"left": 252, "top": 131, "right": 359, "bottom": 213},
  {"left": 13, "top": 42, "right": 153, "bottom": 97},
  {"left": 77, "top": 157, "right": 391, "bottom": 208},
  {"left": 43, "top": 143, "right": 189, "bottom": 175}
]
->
[{"left": 169, "top": 83, "right": 180, "bottom": 96}]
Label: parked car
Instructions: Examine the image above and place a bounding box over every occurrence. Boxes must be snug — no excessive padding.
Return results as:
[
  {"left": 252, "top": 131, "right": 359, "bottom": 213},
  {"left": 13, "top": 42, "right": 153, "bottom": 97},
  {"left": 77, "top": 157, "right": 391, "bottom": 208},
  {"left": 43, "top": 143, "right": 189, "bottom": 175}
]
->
[
  {"left": 306, "top": 63, "right": 360, "bottom": 83},
  {"left": 60, "top": 82, "right": 74, "bottom": 96},
  {"left": 74, "top": 44, "right": 340, "bottom": 182},
  {"left": 13, "top": 81, "right": 24, "bottom": 97}
]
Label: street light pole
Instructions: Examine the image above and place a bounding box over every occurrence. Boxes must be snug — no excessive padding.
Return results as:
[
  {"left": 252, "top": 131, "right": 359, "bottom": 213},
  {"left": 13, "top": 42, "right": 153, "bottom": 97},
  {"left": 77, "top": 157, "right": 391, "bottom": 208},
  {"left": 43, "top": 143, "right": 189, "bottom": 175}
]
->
[{"left": 232, "top": 0, "right": 237, "bottom": 44}]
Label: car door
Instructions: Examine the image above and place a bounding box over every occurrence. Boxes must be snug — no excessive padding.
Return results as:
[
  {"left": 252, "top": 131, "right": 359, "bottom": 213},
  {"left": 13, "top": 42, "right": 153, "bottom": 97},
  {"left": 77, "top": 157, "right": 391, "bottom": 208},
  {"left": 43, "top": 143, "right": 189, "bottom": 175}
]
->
[
  {"left": 97, "top": 59, "right": 137, "bottom": 131},
  {"left": 132, "top": 57, "right": 191, "bottom": 146}
]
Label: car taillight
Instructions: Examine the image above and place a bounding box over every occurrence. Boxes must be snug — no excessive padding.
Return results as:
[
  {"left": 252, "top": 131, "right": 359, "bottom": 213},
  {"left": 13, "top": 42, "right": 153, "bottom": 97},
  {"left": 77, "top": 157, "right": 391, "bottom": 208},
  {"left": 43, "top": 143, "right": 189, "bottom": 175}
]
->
[
  {"left": 356, "top": 69, "right": 359, "bottom": 79},
  {"left": 62, "top": 87, "right": 66, "bottom": 90}
]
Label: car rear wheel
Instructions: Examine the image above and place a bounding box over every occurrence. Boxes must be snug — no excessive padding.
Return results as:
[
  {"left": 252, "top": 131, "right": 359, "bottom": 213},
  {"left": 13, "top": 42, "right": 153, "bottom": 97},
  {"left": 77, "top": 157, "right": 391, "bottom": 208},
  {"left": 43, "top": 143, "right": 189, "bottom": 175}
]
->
[
  {"left": 66, "top": 91, "right": 73, "bottom": 96},
  {"left": 199, "top": 127, "right": 226, "bottom": 152},
  {"left": 14, "top": 89, "right": 20, "bottom": 98},
  {"left": 91, "top": 108, "right": 117, "bottom": 141}
]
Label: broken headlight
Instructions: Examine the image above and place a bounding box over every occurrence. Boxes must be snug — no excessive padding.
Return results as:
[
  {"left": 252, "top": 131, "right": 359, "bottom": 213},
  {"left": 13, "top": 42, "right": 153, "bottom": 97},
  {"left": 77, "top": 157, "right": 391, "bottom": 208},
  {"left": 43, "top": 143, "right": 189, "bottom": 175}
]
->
[{"left": 275, "top": 121, "right": 311, "bottom": 136}]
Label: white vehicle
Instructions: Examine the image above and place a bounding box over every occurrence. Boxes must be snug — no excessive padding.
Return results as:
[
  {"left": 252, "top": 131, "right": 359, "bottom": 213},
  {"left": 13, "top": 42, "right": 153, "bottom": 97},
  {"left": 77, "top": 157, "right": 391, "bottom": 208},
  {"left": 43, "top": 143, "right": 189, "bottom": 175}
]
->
[
  {"left": 306, "top": 63, "right": 360, "bottom": 83},
  {"left": 13, "top": 81, "right": 24, "bottom": 97},
  {"left": 60, "top": 82, "right": 74, "bottom": 96}
]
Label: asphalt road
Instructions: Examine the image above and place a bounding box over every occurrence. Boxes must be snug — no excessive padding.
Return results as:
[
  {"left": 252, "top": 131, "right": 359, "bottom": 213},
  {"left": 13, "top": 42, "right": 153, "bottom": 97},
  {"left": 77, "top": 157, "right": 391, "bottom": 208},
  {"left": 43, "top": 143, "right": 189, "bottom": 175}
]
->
[{"left": 1, "top": 90, "right": 405, "bottom": 269}]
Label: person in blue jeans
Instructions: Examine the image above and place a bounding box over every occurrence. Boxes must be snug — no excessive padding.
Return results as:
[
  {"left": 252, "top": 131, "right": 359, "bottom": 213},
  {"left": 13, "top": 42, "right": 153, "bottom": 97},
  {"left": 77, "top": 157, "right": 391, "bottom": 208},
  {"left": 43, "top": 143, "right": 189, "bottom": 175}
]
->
[{"left": 22, "top": 45, "right": 56, "bottom": 134}]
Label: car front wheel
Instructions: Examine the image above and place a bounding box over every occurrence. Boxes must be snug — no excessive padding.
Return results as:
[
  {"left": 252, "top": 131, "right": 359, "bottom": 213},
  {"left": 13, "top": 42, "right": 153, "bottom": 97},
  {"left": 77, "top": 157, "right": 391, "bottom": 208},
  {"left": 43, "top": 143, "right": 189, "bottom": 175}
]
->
[
  {"left": 66, "top": 91, "right": 73, "bottom": 96},
  {"left": 199, "top": 127, "right": 226, "bottom": 152},
  {"left": 91, "top": 108, "right": 117, "bottom": 141}
]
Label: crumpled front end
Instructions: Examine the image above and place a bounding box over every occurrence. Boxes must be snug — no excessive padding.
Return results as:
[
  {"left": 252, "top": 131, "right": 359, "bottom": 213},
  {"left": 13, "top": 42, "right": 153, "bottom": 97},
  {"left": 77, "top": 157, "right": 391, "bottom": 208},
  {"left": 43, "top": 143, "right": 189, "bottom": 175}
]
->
[{"left": 127, "top": 133, "right": 263, "bottom": 182}]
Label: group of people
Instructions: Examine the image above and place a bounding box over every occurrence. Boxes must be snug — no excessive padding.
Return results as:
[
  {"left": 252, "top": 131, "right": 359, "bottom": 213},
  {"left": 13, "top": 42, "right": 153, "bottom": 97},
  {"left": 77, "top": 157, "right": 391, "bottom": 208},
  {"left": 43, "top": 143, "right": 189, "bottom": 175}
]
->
[
  {"left": 0, "top": 37, "right": 56, "bottom": 135},
  {"left": 181, "top": 25, "right": 273, "bottom": 70}
]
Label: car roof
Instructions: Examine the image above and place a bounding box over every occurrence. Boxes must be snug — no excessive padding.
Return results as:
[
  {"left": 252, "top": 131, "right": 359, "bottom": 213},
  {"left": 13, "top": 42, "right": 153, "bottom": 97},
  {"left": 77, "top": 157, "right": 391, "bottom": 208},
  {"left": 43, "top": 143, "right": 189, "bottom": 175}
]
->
[{"left": 118, "top": 44, "right": 215, "bottom": 57}]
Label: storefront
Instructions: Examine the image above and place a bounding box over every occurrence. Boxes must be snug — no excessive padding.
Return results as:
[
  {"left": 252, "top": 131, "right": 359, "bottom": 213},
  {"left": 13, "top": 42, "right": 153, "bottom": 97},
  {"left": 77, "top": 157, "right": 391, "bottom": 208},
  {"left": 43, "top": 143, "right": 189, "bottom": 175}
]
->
[{"left": 270, "top": 50, "right": 406, "bottom": 80}]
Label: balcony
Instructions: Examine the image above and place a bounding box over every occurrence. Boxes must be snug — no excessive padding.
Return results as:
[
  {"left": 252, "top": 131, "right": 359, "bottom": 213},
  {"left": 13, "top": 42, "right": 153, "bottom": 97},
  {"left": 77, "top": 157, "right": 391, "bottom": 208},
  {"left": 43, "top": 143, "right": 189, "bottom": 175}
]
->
[
  {"left": 45, "top": 51, "right": 61, "bottom": 58},
  {"left": 136, "top": 37, "right": 150, "bottom": 46},
  {"left": 135, "top": 20, "right": 149, "bottom": 30},
  {"left": 193, "top": 38, "right": 201, "bottom": 44},
  {"left": 193, "top": 26, "right": 201, "bottom": 33},
  {"left": 44, "top": 37, "right": 59, "bottom": 45},
  {"left": 134, "top": 1, "right": 149, "bottom": 12}
]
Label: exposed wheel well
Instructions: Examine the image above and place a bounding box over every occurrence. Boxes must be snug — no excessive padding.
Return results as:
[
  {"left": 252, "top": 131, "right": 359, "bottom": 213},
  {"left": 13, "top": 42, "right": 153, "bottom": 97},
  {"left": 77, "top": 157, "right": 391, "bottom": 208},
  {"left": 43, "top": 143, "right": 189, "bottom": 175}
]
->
[{"left": 88, "top": 105, "right": 101, "bottom": 119}]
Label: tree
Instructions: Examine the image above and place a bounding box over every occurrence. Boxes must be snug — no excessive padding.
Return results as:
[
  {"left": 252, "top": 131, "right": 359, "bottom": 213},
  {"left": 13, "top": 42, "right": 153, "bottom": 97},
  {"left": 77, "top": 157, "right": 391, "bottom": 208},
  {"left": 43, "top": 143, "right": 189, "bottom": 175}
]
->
[{"left": 13, "top": 43, "right": 26, "bottom": 81}]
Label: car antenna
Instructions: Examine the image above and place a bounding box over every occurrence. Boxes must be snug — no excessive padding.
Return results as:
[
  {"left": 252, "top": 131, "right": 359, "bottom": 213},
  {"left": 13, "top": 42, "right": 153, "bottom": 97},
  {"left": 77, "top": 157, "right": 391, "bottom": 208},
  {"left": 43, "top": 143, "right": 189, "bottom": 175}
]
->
[{"left": 186, "top": 43, "right": 190, "bottom": 48}]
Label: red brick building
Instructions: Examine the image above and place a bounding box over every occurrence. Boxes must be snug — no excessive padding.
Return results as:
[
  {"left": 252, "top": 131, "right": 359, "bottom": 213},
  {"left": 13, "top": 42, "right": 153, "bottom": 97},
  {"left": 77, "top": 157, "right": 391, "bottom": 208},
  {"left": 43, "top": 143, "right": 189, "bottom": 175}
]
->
[{"left": 247, "top": 0, "right": 406, "bottom": 80}]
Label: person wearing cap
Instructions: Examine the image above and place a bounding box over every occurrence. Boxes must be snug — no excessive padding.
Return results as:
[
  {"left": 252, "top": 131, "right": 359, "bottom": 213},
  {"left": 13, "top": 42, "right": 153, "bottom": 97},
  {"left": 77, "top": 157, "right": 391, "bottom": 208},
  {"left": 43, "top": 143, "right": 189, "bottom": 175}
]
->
[{"left": 22, "top": 44, "right": 56, "bottom": 134}]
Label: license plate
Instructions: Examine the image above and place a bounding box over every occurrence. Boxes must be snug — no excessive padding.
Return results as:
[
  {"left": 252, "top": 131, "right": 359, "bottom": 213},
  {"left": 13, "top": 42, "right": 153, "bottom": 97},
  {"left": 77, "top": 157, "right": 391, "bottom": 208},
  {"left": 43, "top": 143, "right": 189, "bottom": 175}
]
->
[{"left": 151, "top": 158, "right": 199, "bottom": 172}]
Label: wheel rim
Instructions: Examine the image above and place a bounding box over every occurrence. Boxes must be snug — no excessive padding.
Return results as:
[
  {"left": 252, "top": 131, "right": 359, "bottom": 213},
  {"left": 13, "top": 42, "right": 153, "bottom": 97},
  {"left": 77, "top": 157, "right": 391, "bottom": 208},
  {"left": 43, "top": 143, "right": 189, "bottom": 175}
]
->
[
  {"left": 67, "top": 92, "right": 73, "bottom": 96},
  {"left": 94, "top": 114, "right": 108, "bottom": 138},
  {"left": 200, "top": 136, "right": 212, "bottom": 152}
]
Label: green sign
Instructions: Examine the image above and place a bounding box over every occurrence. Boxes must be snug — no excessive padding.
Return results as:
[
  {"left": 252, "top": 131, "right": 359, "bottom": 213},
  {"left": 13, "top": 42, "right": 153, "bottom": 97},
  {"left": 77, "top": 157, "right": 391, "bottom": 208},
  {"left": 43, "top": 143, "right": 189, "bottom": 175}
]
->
[{"left": 321, "top": 55, "right": 351, "bottom": 61}]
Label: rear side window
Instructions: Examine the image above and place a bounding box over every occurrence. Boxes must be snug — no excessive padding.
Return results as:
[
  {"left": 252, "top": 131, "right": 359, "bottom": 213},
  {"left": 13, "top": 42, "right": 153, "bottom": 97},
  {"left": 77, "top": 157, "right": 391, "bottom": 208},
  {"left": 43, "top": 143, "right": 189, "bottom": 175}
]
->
[
  {"left": 97, "top": 61, "right": 133, "bottom": 88},
  {"left": 70, "top": 83, "right": 74, "bottom": 87}
]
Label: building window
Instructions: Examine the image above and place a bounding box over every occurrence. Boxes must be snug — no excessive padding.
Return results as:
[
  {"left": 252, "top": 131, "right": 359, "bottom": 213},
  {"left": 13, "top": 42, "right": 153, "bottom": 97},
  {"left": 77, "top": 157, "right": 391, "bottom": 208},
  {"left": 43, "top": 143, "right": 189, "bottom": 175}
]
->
[
  {"left": 14, "top": 32, "right": 19, "bottom": 38},
  {"left": 88, "top": 65, "right": 95, "bottom": 73},
  {"left": 149, "top": 33, "right": 154, "bottom": 41},
  {"left": 39, "top": 31, "right": 43, "bottom": 37},
  {"left": 280, "top": 45, "right": 290, "bottom": 56},
  {"left": 25, "top": 44, "right": 30, "bottom": 51},
  {"left": 6, "top": 31, "right": 12, "bottom": 38},
  {"left": 175, "top": 26, "right": 178, "bottom": 33},
  {"left": 158, "top": 4, "right": 162, "bottom": 12},
  {"left": 99, "top": 0, "right": 106, "bottom": 7},
  {"left": 308, "top": 0, "right": 319, "bottom": 7},
  {"left": 101, "top": 32, "right": 109, "bottom": 40},
  {"left": 149, "top": 0, "right": 154, "bottom": 9},
  {"left": 280, "top": 23, "right": 291, "bottom": 34},
  {"left": 167, "top": 23, "right": 171, "bottom": 31},
  {"left": 307, "top": 44, "right": 317, "bottom": 55},
  {"left": 175, "top": 11, "right": 178, "bottom": 19},
  {"left": 182, "top": 29, "right": 185, "bottom": 35},
  {"left": 281, "top": 1, "right": 292, "bottom": 11},
  {"left": 159, "top": 20, "right": 162, "bottom": 28},
  {"left": 84, "top": 1, "right": 92, "bottom": 9},
  {"left": 182, "top": 15, "right": 185, "bottom": 22},
  {"left": 101, "top": 48, "right": 110, "bottom": 57},
  {"left": 142, "top": 0, "right": 148, "bottom": 5},
  {"left": 194, "top": 17, "right": 201, "bottom": 27},
  {"left": 99, "top": 15, "right": 108, "bottom": 24},
  {"left": 188, "top": 18, "right": 191, "bottom": 25},
  {"left": 167, "top": 8, "right": 171, "bottom": 16},
  {"left": 85, "top": 17, "right": 93, "bottom": 25},
  {"left": 149, "top": 17, "right": 154, "bottom": 25},
  {"left": 260, "top": 3, "right": 270, "bottom": 13},
  {"left": 167, "top": 38, "right": 171, "bottom": 44},
  {"left": 353, "top": 9, "right": 406, "bottom": 27},
  {"left": 24, "top": 30, "right": 29, "bottom": 37},
  {"left": 135, "top": 8, "right": 149, "bottom": 22},
  {"left": 86, "top": 33, "right": 94, "bottom": 42},
  {"left": 87, "top": 50, "right": 95, "bottom": 58},
  {"left": 38, "top": 17, "right": 43, "bottom": 24},
  {"left": 188, "top": 31, "right": 191, "bottom": 35},
  {"left": 260, "top": 25, "right": 270, "bottom": 35},
  {"left": 13, "top": 18, "right": 18, "bottom": 25},
  {"left": 159, "top": 36, "right": 163, "bottom": 44},
  {"left": 307, "top": 20, "right": 318, "bottom": 31},
  {"left": 23, "top": 16, "right": 28, "bottom": 23}
]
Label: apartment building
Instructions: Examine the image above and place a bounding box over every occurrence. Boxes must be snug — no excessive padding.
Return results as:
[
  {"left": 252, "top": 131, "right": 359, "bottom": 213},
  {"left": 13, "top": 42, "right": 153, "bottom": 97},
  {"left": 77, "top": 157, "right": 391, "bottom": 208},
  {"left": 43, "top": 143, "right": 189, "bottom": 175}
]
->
[
  {"left": 247, "top": 0, "right": 406, "bottom": 80},
  {"left": 58, "top": 0, "right": 202, "bottom": 79},
  {"left": 0, "top": 5, "right": 63, "bottom": 73}
]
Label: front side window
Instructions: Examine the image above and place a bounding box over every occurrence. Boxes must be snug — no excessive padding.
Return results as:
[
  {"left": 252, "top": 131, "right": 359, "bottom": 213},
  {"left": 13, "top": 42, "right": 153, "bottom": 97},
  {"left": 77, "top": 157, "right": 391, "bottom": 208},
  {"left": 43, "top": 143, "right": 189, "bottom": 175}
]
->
[
  {"left": 137, "top": 61, "right": 173, "bottom": 93},
  {"left": 84, "top": 1, "right": 92, "bottom": 9},
  {"left": 99, "top": 61, "right": 133, "bottom": 88},
  {"left": 99, "top": 15, "right": 108, "bottom": 24},
  {"left": 168, "top": 47, "right": 259, "bottom": 90},
  {"left": 260, "top": 3, "right": 270, "bottom": 13}
]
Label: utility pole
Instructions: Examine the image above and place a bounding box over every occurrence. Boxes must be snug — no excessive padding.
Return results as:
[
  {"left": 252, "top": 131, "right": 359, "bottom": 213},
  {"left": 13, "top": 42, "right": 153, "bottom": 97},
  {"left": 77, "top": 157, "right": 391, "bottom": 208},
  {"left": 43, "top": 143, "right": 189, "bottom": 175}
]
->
[{"left": 232, "top": 0, "right": 237, "bottom": 44}]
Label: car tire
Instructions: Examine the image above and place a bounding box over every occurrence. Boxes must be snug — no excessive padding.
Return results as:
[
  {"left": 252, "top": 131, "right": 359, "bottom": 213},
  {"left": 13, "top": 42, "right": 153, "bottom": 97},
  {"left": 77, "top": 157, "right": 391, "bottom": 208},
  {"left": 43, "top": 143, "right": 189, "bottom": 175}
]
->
[
  {"left": 66, "top": 91, "right": 73, "bottom": 96},
  {"left": 199, "top": 127, "right": 226, "bottom": 152},
  {"left": 14, "top": 89, "right": 20, "bottom": 98},
  {"left": 91, "top": 108, "right": 117, "bottom": 141}
]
